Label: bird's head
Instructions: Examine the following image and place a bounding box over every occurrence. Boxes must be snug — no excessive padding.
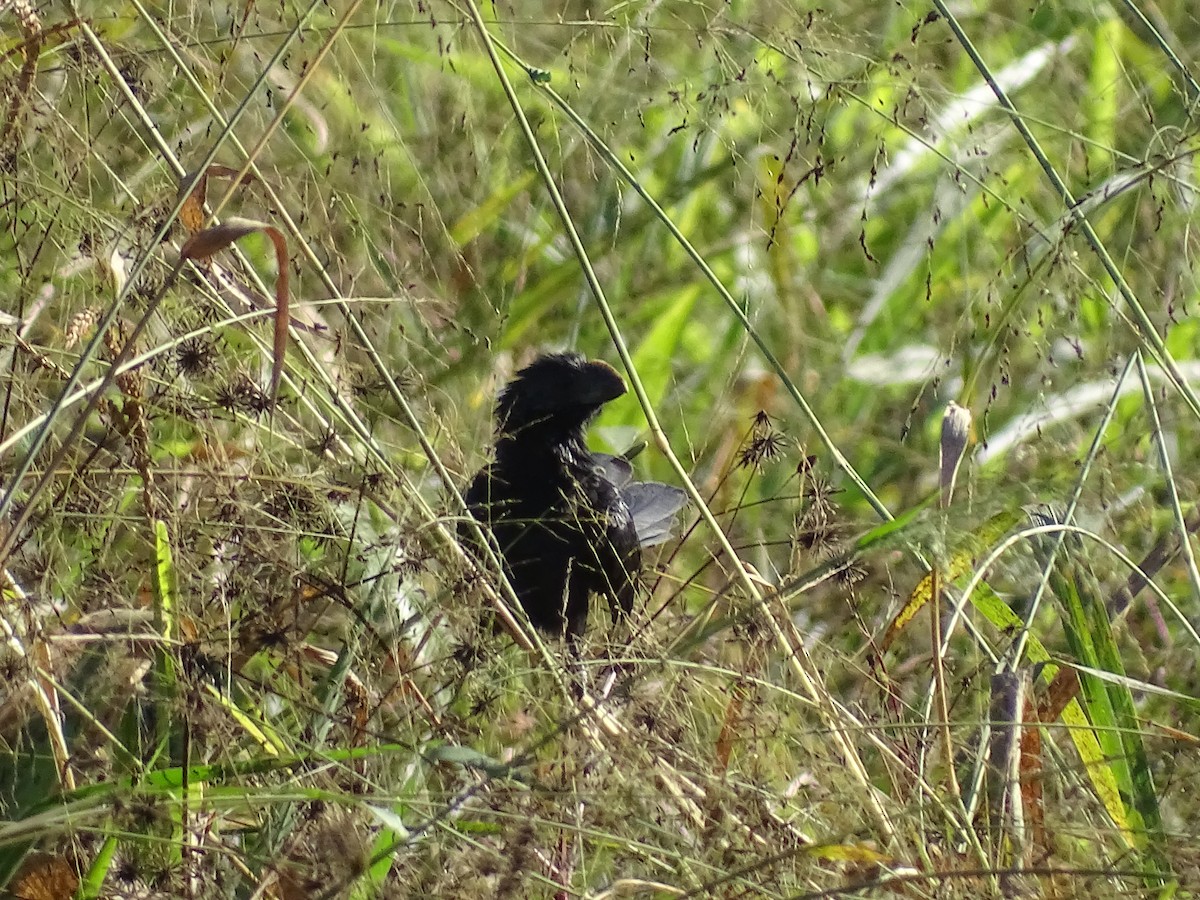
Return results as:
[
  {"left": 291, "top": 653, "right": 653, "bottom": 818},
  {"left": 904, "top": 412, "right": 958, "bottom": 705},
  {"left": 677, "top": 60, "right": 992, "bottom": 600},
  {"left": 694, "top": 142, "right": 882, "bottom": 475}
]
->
[{"left": 495, "top": 352, "right": 627, "bottom": 443}]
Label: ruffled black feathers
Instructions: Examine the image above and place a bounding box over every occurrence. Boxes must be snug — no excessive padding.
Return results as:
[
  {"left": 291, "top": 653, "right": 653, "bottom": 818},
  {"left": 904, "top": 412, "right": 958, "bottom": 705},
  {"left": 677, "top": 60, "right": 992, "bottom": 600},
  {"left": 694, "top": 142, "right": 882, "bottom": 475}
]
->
[{"left": 463, "top": 353, "right": 686, "bottom": 639}]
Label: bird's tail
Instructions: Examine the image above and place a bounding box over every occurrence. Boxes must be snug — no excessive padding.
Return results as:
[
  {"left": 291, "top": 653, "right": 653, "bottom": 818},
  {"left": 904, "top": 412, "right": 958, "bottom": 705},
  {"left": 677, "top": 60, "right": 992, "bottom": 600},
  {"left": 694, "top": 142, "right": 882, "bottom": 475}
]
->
[
  {"left": 593, "top": 452, "right": 689, "bottom": 547},
  {"left": 622, "top": 481, "right": 688, "bottom": 546}
]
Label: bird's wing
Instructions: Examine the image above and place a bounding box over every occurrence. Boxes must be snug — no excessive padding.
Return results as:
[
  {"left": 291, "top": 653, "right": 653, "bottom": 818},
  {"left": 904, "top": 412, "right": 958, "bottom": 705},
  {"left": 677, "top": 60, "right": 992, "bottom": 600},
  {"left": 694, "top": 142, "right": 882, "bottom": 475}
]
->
[
  {"left": 590, "top": 451, "right": 633, "bottom": 488},
  {"left": 621, "top": 482, "right": 689, "bottom": 547}
]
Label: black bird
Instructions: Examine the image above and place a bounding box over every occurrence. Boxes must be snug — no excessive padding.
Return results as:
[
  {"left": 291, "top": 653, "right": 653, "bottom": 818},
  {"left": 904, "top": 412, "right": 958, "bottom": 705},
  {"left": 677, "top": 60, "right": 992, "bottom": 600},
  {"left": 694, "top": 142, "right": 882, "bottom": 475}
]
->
[{"left": 463, "top": 352, "right": 687, "bottom": 639}]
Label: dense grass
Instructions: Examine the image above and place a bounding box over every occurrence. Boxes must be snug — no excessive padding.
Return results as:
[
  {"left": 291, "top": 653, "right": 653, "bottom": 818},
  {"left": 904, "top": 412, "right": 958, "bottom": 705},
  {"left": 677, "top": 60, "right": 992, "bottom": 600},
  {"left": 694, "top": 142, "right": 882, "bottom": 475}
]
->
[{"left": 3, "top": 0, "right": 1200, "bottom": 896}]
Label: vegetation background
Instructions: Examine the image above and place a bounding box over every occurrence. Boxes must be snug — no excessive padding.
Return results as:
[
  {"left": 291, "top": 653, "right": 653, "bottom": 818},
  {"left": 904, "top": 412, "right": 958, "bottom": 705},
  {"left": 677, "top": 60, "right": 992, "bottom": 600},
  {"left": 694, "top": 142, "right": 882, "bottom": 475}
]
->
[{"left": 2, "top": 0, "right": 1200, "bottom": 896}]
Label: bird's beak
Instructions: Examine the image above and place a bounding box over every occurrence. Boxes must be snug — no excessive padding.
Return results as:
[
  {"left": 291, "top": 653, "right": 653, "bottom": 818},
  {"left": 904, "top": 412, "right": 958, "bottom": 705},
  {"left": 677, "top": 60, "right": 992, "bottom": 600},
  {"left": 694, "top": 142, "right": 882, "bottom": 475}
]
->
[{"left": 583, "top": 359, "right": 629, "bottom": 404}]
